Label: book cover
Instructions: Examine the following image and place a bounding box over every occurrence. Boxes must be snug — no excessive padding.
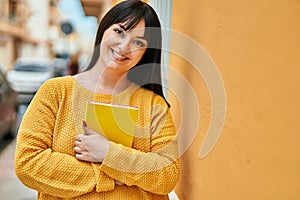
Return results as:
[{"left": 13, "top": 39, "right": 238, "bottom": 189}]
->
[{"left": 84, "top": 102, "right": 138, "bottom": 147}]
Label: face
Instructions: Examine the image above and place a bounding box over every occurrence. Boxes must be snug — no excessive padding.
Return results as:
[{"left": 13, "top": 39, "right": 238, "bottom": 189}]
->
[{"left": 99, "top": 19, "right": 148, "bottom": 74}]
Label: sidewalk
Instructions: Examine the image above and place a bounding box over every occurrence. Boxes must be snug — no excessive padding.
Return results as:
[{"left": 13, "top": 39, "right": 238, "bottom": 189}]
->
[{"left": 0, "top": 139, "right": 36, "bottom": 200}]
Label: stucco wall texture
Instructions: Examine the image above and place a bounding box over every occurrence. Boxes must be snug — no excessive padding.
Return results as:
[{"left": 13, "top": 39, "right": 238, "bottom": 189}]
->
[{"left": 170, "top": 0, "right": 300, "bottom": 199}]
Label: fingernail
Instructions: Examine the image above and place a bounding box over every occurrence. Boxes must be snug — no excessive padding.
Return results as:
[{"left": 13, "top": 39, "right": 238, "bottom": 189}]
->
[{"left": 82, "top": 120, "right": 87, "bottom": 128}]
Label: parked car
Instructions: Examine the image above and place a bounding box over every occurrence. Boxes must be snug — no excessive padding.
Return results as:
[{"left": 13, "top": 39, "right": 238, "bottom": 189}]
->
[
  {"left": 52, "top": 58, "right": 69, "bottom": 77},
  {"left": 0, "top": 68, "right": 19, "bottom": 139},
  {"left": 7, "top": 58, "right": 54, "bottom": 103}
]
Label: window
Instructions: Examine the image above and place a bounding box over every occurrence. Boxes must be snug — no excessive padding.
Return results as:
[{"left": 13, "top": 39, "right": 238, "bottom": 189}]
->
[{"left": 9, "top": 0, "right": 17, "bottom": 20}]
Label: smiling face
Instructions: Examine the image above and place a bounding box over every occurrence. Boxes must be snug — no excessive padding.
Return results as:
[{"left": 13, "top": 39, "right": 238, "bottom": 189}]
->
[{"left": 98, "top": 19, "right": 148, "bottom": 75}]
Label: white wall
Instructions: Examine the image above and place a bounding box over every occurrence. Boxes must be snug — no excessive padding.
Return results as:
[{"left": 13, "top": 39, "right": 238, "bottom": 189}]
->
[
  {"left": 0, "top": 34, "right": 15, "bottom": 71},
  {"left": 20, "top": 0, "right": 50, "bottom": 58},
  {"left": 148, "top": 0, "right": 172, "bottom": 97}
]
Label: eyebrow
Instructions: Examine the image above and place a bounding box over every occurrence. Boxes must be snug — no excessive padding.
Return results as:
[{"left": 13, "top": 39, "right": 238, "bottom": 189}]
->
[
  {"left": 136, "top": 36, "right": 147, "bottom": 40},
  {"left": 118, "top": 24, "right": 147, "bottom": 40},
  {"left": 118, "top": 24, "right": 127, "bottom": 31}
]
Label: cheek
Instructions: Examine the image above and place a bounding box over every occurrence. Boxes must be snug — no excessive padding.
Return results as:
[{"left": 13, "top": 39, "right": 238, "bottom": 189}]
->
[
  {"left": 99, "top": 39, "right": 113, "bottom": 58},
  {"left": 132, "top": 49, "right": 146, "bottom": 61},
  {"left": 101, "top": 33, "right": 117, "bottom": 49}
]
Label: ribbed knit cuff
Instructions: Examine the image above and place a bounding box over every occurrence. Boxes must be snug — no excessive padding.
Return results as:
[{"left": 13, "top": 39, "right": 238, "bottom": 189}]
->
[
  {"left": 92, "top": 163, "right": 115, "bottom": 192},
  {"left": 101, "top": 142, "right": 130, "bottom": 172}
]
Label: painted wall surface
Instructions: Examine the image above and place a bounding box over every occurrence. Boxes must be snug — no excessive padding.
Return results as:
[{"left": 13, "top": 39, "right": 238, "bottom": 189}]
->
[{"left": 170, "top": 0, "right": 300, "bottom": 199}]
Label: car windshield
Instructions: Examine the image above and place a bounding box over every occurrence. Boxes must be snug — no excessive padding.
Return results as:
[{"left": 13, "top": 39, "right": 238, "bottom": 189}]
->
[{"left": 14, "top": 64, "right": 49, "bottom": 72}]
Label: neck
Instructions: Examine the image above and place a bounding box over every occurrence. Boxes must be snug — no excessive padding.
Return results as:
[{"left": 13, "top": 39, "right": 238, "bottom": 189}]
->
[{"left": 88, "top": 67, "right": 131, "bottom": 94}]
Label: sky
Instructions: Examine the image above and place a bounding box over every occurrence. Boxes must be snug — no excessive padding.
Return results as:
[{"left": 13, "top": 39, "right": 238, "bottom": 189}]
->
[{"left": 58, "top": 0, "right": 98, "bottom": 40}]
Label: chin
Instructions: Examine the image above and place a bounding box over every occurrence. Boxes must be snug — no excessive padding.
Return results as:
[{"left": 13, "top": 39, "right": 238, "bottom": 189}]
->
[{"left": 104, "top": 64, "right": 125, "bottom": 73}]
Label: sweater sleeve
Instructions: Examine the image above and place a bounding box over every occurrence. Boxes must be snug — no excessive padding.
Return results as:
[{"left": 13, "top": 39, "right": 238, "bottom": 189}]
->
[
  {"left": 14, "top": 79, "right": 115, "bottom": 199},
  {"left": 101, "top": 96, "right": 180, "bottom": 195}
]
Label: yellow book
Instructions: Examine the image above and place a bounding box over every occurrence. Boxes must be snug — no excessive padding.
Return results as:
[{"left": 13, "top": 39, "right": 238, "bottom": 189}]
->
[{"left": 84, "top": 102, "right": 138, "bottom": 147}]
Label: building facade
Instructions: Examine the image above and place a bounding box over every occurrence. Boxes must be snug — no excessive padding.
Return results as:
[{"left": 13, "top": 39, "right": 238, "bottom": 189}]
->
[{"left": 0, "top": 0, "right": 64, "bottom": 71}]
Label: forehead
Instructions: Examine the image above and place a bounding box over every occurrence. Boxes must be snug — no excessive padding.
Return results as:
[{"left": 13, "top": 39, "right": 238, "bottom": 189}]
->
[{"left": 119, "top": 19, "right": 146, "bottom": 33}]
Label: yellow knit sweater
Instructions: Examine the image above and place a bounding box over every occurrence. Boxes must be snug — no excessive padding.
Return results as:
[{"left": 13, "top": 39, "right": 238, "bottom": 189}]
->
[{"left": 14, "top": 76, "right": 179, "bottom": 200}]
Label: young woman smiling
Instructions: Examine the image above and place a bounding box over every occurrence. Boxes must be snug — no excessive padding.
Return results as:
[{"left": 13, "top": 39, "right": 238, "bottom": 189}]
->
[{"left": 15, "top": 1, "right": 179, "bottom": 199}]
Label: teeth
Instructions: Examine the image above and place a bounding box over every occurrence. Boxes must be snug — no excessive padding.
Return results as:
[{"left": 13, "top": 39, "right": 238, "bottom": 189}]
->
[{"left": 112, "top": 49, "right": 126, "bottom": 60}]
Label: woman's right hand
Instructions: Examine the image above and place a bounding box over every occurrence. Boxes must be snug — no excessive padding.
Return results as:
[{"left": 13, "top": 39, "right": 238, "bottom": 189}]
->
[{"left": 74, "top": 121, "right": 110, "bottom": 163}]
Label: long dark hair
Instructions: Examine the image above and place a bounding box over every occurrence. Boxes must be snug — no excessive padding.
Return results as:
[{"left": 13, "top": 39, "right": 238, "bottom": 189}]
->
[{"left": 85, "top": 0, "right": 170, "bottom": 107}]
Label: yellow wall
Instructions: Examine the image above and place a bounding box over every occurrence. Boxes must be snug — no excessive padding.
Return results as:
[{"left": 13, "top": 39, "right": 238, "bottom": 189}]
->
[{"left": 170, "top": 0, "right": 300, "bottom": 199}]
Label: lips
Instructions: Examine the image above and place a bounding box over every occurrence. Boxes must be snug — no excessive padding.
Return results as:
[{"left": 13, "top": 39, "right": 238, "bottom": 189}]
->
[{"left": 111, "top": 49, "right": 128, "bottom": 61}]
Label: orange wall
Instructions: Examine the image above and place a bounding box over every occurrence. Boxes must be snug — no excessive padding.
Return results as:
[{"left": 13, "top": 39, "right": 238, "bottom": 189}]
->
[{"left": 170, "top": 0, "right": 300, "bottom": 199}]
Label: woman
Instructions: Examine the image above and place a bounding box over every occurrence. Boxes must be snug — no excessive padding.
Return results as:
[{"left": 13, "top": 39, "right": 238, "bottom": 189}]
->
[{"left": 15, "top": 0, "right": 179, "bottom": 199}]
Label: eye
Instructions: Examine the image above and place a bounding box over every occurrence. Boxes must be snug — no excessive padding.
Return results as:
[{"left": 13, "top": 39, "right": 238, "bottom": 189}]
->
[
  {"left": 113, "top": 28, "right": 124, "bottom": 36},
  {"left": 133, "top": 40, "right": 147, "bottom": 48}
]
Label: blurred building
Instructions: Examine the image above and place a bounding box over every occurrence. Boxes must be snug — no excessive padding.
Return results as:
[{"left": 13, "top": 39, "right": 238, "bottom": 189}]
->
[
  {"left": 0, "top": 0, "right": 77, "bottom": 72},
  {"left": 0, "top": 0, "right": 56, "bottom": 71},
  {"left": 0, "top": 0, "right": 35, "bottom": 71},
  {"left": 80, "top": 0, "right": 112, "bottom": 20}
]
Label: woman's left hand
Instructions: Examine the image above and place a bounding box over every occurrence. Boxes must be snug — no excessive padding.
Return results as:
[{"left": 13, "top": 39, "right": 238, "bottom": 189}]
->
[{"left": 74, "top": 121, "right": 110, "bottom": 163}]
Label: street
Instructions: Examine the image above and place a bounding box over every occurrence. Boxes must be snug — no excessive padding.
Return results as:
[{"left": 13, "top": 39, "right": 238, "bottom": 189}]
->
[{"left": 0, "top": 104, "right": 36, "bottom": 199}]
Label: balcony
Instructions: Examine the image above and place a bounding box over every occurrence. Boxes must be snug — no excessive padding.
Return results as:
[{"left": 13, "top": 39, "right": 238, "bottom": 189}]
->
[
  {"left": 80, "top": 0, "right": 103, "bottom": 17},
  {"left": 0, "top": 19, "right": 39, "bottom": 44}
]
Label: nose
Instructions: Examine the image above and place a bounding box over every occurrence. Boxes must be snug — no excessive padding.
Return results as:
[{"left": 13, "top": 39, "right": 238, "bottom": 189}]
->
[{"left": 118, "top": 37, "right": 131, "bottom": 54}]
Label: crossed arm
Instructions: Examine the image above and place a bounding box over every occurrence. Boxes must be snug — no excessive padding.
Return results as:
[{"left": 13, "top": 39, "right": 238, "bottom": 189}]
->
[{"left": 15, "top": 80, "right": 179, "bottom": 198}]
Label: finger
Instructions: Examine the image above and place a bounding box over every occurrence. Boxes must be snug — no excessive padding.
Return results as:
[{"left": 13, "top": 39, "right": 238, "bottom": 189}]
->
[
  {"left": 74, "top": 141, "right": 87, "bottom": 152},
  {"left": 74, "top": 140, "right": 82, "bottom": 147},
  {"left": 82, "top": 120, "right": 91, "bottom": 134},
  {"left": 75, "top": 153, "right": 85, "bottom": 161},
  {"left": 115, "top": 180, "right": 125, "bottom": 186},
  {"left": 75, "top": 134, "right": 83, "bottom": 141},
  {"left": 74, "top": 146, "right": 85, "bottom": 154},
  {"left": 75, "top": 152, "right": 97, "bottom": 162},
  {"left": 82, "top": 122, "right": 97, "bottom": 136}
]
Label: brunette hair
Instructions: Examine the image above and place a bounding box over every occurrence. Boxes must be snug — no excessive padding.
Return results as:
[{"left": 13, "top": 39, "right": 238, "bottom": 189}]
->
[{"left": 85, "top": 0, "right": 170, "bottom": 107}]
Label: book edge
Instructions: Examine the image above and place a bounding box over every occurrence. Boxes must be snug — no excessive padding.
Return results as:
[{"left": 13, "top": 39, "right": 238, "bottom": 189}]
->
[{"left": 88, "top": 101, "right": 138, "bottom": 109}]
